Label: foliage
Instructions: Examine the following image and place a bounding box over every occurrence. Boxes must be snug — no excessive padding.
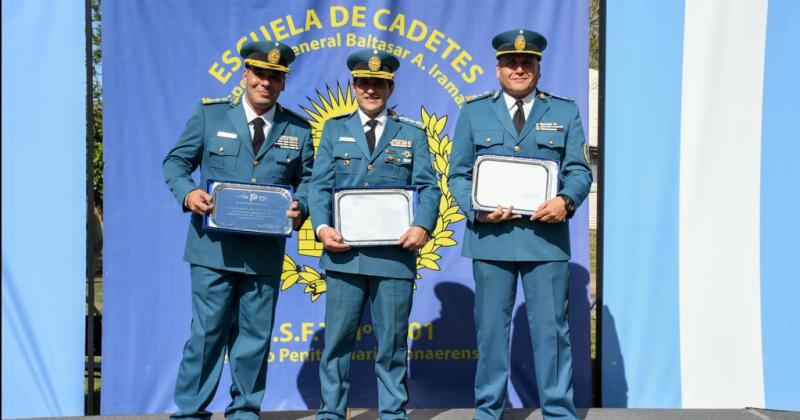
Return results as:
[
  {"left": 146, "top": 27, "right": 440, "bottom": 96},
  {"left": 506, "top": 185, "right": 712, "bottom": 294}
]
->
[
  {"left": 590, "top": 0, "right": 600, "bottom": 69},
  {"left": 92, "top": 0, "right": 103, "bottom": 207}
]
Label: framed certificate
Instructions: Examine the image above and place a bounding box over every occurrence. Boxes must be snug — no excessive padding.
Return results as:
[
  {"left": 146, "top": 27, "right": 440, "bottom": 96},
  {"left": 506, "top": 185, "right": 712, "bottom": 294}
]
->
[
  {"left": 471, "top": 155, "right": 559, "bottom": 216},
  {"left": 333, "top": 187, "right": 416, "bottom": 246},
  {"left": 204, "top": 180, "right": 294, "bottom": 236}
]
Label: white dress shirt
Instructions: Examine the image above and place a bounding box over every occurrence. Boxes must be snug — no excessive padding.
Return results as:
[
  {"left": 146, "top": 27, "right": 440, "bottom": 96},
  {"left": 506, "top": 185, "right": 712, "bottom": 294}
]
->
[
  {"left": 357, "top": 107, "right": 389, "bottom": 150},
  {"left": 243, "top": 94, "right": 276, "bottom": 141},
  {"left": 503, "top": 90, "right": 536, "bottom": 121}
]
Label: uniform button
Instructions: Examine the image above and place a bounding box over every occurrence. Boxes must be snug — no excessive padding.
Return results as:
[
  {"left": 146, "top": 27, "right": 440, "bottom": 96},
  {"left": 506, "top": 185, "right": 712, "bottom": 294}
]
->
[
  {"left": 343, "top": 160, "right": 350, "bottom": 166},
  {"left": 253, "top": 160, "right": 259, "bottom": 165},
  {"left": 286, "top": 158, "right": 292, "bottom": 163},
  {"left": 250, "top": 178, "right": 257, "bottom": 182},
  {"left": 514, "top": 145, "right": 521, "bottom": 151},
  {"left": 368, "top": 164, "right": 374, "bottom": 171},
  {"left": 344, "top": 152, "right": 349, "bottom": 158},
  {"left": 219, "top": 147, "right": 224, "bottom": 152},
  {"left": 485, "top": 138, "right": 491, "bottom": 142},
  {"left": 364, "top": 182, "right": 369, "bottom": 186},
  {"left": 549, "top": 140, "right": 554, "bottom": 145}
]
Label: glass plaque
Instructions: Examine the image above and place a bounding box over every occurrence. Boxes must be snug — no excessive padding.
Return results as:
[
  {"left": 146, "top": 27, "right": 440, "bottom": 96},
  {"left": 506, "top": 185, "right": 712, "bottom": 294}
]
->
[{"left": 204, "top": 180, "right": 293, "bottom": 236}]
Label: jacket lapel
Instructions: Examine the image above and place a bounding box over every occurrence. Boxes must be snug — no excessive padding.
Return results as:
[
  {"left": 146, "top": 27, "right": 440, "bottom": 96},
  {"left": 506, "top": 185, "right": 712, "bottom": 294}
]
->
[
  {"left": 344, "top": 113, "right": 372, "bottom": 159},
  {"left": 256, "top": 105, "right": 289, "bottom": 160},
  {"left": 490, "top": 94, "right": 520, "bottom": 140},
  {"left": 227, "top": 102, "right": 255, "bottom": 157},
  {"left": 370, "top": 116, "right": 401, "bottom": 163},
  {"left": 518, "top": 91, "right": 549, "bottom": 142}
]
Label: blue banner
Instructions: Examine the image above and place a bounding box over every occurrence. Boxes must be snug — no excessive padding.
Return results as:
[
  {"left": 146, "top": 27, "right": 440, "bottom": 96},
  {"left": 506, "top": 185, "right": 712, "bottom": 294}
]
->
[
  {"left": 2, "top": 0, "right": 87, "bottom": 417},
  {"left": 103, "top": 0, "right": 590, "bottom": 413}
]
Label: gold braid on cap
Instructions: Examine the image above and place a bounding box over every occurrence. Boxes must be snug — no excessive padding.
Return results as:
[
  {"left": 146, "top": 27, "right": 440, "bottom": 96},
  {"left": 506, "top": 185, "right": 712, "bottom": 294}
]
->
[
  {"left": 351, "top": 69, "right": 394, "bottom": 80},
  {"left": 496, "top": 50, "right": 543, "bottom": 58},
  {"left": 245, "top": 58, "right": 291, "bottom": 74}
]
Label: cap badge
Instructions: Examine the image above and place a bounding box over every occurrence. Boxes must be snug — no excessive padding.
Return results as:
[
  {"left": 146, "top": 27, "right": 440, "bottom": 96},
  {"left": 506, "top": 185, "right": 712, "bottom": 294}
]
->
[
  {"left": 268, "top": 47, "right": 281, "bottom": 64},
  {"left": 368, "top": 54, "right": 381, "bottom": 71},
  {"left": 514, "top": 34, "right": 526, "bottom": 51}
]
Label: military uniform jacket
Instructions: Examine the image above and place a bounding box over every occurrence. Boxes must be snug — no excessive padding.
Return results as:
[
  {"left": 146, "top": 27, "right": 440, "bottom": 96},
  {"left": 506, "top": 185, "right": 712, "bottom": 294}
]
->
[
  {"left": 448, "top": 90, "right": 592, "bottom": 261},
  {"left": 163, "top": 98, "right": 314, "bottom": 275},
  {"left": 309, "top": 110, "right": 441, "bottom": 279}
]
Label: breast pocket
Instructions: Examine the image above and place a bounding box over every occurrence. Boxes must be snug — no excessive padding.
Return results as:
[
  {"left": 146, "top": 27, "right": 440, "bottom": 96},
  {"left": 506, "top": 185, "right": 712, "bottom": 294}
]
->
[
  {"left": 474, "top": 130, "right": 505, "bottom": 155},
  {"left": 333, "top": 147, "right": 361, "bottom": 174},
  {"left": 386, "top": 153, "right": 413, "bottom": 182},
  {"left": 332, "top": 147, "right": 362, "bottom": 185},
  {"left": 206, "top": 137, "right": 241, "bottom": 170},
  {"left": 266, "top": 148, "right": 300, "bottom": 181},
  {"left": 536, "top": 132, "right": 565, "bottom": 160}
]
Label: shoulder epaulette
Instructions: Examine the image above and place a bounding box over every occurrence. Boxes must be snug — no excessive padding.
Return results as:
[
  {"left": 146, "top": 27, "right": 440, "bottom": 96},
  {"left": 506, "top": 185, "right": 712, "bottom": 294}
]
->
[
  {"left": 538, "top": 91, "right": 574, "bottom": 102},
  {"left": 395, "top": 115, "right": 424, "bottom": 129},
  {"left": 277, "top": 103, "right": 311, "bottom": 126},
  {"left": 330, "top": 111, "right": 355, "bottom": 120},
  {"left": 387, "top": 109, "right": 423, "bottom": 129},
  {"left": 201, "top": 95, "right": 233, "bottom": 105},
  {"left": 465, "top": 90, "right": 498, "bottom": 103}
]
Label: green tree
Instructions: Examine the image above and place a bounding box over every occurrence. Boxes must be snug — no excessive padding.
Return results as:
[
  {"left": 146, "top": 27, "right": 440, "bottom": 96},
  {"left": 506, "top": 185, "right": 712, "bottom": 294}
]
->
[
  {"left": 590, "top": 0, "right": 599, "bottom": 69},
  {"left": 92, "top": 0, "right": 103, "bottom": 209}
]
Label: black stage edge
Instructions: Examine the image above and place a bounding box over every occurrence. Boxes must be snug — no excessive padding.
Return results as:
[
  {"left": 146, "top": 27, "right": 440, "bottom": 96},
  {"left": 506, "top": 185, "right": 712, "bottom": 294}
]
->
[{"left": 23, "top": 408, "right": 800, "bottom": 420}]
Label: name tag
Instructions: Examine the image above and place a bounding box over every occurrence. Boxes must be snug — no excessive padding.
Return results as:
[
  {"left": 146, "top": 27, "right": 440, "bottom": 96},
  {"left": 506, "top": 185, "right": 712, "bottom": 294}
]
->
[
  {"left": 217, "top": 131, "right": 237, "bottom": 139},
  {"left": 338, "top": 136, "right": 356, "bottom": 143},
  {"left": 535, "top": 123, "right": 564, "bottom": 132},
  {"left": 275, "top": 135, "right": 299, "bottom": 150},
  {"left": 390, "top": 139, "right": 411, "bottom": 148}
]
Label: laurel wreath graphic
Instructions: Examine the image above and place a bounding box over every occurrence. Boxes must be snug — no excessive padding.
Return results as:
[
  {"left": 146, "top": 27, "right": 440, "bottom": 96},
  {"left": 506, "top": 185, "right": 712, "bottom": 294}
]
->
[
  {"left": 279, "top": 85, "right": 462, "bottom": 301},
  {"left": 414, "top": 106, "right": 464, "bottom": 278}
]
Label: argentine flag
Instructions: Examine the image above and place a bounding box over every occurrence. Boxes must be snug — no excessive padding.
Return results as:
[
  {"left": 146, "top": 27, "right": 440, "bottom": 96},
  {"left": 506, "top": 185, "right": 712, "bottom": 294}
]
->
[{"left": 602, "top": 0, "right": 800, "bottom": 410}]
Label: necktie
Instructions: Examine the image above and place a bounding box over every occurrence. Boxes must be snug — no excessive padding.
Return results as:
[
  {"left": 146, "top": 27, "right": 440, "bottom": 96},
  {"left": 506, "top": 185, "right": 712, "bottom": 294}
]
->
[
  {"left": 365, "top": 119, "right": 379, "bottom": 155},
  {"left": 252, "top": 117, "right": 266, "bottom": 155},
  {"left": 513, "top": 99, "right": 525, "bottom": 134}
]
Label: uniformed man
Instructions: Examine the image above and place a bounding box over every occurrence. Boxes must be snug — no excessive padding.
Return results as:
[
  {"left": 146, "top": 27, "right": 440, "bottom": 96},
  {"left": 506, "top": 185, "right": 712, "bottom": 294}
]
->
[
  {"left": 309, "top": 49, "right": 441, "bottom": 420},
  {"left": 448, "top": 29, "right": 592, "bottom": 420},
  {"left": 162, "top": 41, "right": 314, "bottom": 420}
]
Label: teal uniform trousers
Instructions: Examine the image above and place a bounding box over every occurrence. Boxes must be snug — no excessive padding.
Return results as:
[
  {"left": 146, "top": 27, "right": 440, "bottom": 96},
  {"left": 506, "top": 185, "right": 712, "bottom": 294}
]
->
[
  {"left": 448, "top": 90, "right": 592, "bottom": 420},
  {"left": 163, "top": 98, "right": 314, "bottom": 419},
  {"left": 309, "top": 110, "right": 441, "bottom": 420},
  {"left": 318, "top": 271, "right": 413, "bottom": 420}
]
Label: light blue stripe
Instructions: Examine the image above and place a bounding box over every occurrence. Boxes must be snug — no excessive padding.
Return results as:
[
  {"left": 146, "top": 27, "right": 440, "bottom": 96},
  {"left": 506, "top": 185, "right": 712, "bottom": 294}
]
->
[
  {"left": 1, "top": 0, "right": 86, "bottom": 418},
  {"left": 760, "top": 0, "right": 800, "bottom": 410},
  {"left": 602, "top": 0, "right": 684, "bottom": 408}
]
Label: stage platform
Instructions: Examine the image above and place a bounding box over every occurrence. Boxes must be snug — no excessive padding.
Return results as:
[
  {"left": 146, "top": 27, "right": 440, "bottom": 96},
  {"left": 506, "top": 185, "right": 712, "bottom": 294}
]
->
[{"left": 29, "top": 408, "right": 800, "bottom": 420}]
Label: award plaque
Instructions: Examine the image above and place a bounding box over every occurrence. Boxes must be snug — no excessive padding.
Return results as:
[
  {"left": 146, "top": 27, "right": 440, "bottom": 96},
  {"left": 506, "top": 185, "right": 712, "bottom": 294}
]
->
[
  {"left": 334, "top": 187, "right": 416, "bottom": 246},
  {"left": 471, "top": 155, "right": 559, "bottom": 216},
  {"left": 204, "top": 180, "right": 293, "bottom": 236}
]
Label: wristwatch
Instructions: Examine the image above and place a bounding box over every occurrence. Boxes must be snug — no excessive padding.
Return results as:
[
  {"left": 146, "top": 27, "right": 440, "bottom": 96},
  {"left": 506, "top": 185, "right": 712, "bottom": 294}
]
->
[{"left": 558, "top": 194, "right": 576, "bottom": 218}]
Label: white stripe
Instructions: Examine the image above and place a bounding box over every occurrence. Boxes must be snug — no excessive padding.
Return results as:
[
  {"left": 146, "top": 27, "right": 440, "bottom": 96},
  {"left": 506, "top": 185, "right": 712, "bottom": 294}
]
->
[{"left": 679, "top": 0, "right": 767, "bottom": 408}]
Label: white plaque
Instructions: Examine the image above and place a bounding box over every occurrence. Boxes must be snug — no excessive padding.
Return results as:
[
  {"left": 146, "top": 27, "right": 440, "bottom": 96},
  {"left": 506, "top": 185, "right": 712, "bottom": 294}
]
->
[
  {"left": 471, "top": 155, "right": 559, "bottom": 215},
  {"left": 334, "top": 188, "right": 415, "bottom": 246}
]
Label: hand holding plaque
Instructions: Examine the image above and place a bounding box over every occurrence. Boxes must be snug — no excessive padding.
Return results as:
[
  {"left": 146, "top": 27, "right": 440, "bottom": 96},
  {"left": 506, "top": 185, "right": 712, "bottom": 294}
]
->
[
  {"left": 471, "top": 155, "right": 559, "bottom": 216},
  {"left": 186, "top": 189, "right": 215, "bottom": 215},
  {"left": 204, "top": 180, "right": 294, "bottom": 236}
]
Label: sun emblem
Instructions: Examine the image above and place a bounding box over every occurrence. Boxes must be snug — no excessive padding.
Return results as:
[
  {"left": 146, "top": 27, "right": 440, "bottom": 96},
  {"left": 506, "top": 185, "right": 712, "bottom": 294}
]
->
[
  {"left": 514, "top": 34, "right": 526, "bottom": 51},
  {"left": 268, "top": 47, "right": 281, "bottom": 64},
  {"left": 368, "top": 55, "right": 381, "bottom": 71}
]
